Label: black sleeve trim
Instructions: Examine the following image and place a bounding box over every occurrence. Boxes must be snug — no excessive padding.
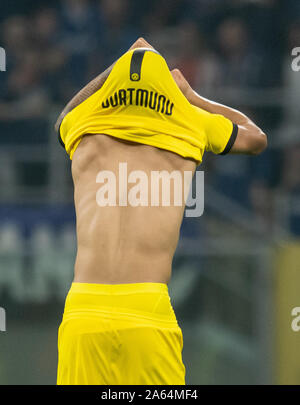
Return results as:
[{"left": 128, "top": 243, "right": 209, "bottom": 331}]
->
[
  {"left": 219, "top": 123, "right": 238, "bottom": 155},
  {"left": 57, "top": 121, "right": 65, "bottom": 148}
]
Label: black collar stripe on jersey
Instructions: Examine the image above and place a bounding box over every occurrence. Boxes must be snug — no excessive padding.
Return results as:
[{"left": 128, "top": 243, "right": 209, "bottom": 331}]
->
[{"left": 130, "top": 48, "right": 160, "bottom": 81}]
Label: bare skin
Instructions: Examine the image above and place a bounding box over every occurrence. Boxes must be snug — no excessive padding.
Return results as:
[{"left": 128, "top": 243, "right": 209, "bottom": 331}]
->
[
  {"left": 72, "top": 134, "right": 196, "bottom": 284},
  {"left": 56, "top": 38, "right": 267, "bottom": 285}
]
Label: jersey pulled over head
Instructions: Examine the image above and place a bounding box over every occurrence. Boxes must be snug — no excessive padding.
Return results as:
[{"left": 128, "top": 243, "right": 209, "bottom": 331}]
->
[{"left": 59, "top": 48, "right": 237, "bottom": 163}]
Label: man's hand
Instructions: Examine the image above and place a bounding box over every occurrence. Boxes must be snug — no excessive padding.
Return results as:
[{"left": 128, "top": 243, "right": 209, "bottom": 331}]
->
[{"left": 129, "top": 37, "right": 155, "bottom": 51}]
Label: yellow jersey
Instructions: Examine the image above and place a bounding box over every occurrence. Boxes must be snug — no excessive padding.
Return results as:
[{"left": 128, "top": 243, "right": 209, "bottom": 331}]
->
[{"left": 58, "top": 48, "right": 238, "bottom": 164}]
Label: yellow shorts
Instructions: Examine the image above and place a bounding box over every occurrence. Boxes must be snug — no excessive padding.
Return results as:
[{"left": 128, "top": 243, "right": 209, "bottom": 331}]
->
[{"left": 57, "top": 282, "right": 185, "bottom": 385}]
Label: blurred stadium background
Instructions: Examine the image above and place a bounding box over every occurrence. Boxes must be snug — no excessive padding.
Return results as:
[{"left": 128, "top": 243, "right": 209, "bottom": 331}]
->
[{"left": 0, "top": 0, "right": 300, "bottom": 385}]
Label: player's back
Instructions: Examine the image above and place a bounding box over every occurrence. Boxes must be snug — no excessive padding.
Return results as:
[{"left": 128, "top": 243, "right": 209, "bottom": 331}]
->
[
  {"left": 72, "top": 133, "right": 196, "bottom": 284},
  {"left": 60, "top": 47, "right": 234, "bottom": 284}
]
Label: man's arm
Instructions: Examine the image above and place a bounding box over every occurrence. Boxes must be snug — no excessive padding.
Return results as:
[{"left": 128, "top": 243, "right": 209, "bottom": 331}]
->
[
  {"left": 54, "top": 64, "right": 114, "bottom": 133},
  {"left": 171, "top": 69, "right": 267, "bottom": 155},
  {"left": 54, "top": 38, "right": 154, "bottom": 133}
]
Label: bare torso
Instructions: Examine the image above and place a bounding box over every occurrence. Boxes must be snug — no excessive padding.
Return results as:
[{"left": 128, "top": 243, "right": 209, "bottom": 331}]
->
[{"left": 72, "top": 134, "right": 196, "bottom": 284}]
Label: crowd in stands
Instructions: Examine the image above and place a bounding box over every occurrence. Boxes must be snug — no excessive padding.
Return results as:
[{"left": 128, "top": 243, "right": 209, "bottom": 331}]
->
[{"left": 0, "top": 0, "right": 300, "bottom": 236}]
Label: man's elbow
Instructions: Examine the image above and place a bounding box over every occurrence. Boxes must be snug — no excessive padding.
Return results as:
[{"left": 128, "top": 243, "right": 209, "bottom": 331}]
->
[
  {"left": 54, "top": 120, "right": 59, "bottom": 133},
  {"left": 54, "top": 113, "right": 65, "bottom": 134},
  {"left": 249, "top": 129, "right": 268, "bottom": 155}
]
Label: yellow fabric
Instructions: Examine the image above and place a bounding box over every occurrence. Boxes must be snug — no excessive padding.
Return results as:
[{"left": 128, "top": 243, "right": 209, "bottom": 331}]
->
[
  {"left": 57, "top": 282, "right": 186, "bottom": 385},
  {"left": 59, "top": 48, "right": 234, "bottom": 164}
]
